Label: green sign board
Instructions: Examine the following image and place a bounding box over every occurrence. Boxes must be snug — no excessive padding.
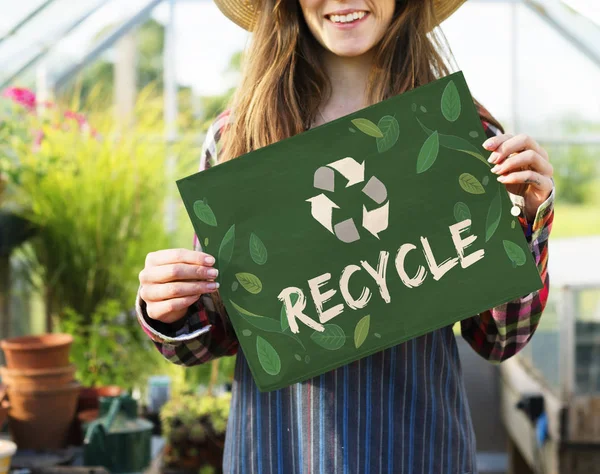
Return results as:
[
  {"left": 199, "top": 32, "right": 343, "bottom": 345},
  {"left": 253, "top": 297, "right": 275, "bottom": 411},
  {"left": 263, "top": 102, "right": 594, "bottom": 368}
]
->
[{"left": 177, "top": 71, "right": 543, "bottom": 392}]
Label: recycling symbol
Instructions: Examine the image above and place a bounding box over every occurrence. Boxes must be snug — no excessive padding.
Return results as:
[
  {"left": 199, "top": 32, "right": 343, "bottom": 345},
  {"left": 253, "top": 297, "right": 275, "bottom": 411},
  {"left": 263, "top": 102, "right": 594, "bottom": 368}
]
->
[{"left": 306, "top": 157, "right": 389, "bottom": 243}]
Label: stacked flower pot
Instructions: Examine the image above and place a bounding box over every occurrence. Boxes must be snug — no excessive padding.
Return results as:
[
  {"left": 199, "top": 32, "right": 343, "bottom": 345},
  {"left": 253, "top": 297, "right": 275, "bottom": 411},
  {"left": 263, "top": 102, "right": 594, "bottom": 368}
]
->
[{"left": 0, "top": 334, "right": 80, "bottom": 449}]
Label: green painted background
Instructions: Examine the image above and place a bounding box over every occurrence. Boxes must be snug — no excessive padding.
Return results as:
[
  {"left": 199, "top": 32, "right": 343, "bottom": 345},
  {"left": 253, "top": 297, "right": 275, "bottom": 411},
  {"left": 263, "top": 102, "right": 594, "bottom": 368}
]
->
[{"left": 177, "top": 71, "right": 543, "bottom": 392}]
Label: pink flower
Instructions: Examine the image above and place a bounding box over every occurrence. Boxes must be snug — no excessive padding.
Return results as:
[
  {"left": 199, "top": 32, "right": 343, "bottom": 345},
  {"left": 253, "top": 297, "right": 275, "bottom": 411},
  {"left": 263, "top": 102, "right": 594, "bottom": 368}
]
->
[
  {"left": 2, "top": 87, "right": 37, "bottom": 111},
  {"left": 34, "top": 130, "right": 44, "bottom": 147},
  {"left": 31, "top": 130, "right": 45, "bottom": 152},
  {"left": 64, "top": 110, "right": 88, "bottom": 127}
]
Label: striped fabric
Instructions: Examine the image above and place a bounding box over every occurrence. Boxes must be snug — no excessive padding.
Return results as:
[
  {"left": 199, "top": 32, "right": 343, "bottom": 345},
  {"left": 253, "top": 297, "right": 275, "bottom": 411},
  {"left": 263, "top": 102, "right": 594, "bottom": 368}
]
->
[{"left": 136, "top": 109, "right": 554, "bottom": 474}]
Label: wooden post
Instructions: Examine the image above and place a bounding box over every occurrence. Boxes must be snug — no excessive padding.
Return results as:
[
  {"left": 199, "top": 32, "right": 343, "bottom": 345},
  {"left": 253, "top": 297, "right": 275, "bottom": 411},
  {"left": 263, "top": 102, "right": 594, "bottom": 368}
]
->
[{"left": 507, "top": 437, "right": 534, "bottom": 474}]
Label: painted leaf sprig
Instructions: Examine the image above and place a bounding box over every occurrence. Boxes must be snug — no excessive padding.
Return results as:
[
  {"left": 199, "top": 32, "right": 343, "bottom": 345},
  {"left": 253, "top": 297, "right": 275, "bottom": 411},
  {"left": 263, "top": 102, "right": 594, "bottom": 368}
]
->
[
  {"left": 416, "top": 131, "right": 440, "bottom": 174},
  {"left": 354, "top": 315, "right": 371, "bottom": 349},
  {"left": 230, "top": 300, "right": 281, "bottom": 333},
  {"left": 503, "top": 240, "right": 527, "bottom": 267},
  {"left": 256, "top": 336, "right": 281, "bottom": 376},
  {"left": 416, "top": 118, "right": 489, "bottom": 167},
  {"left": 453, "top": 202, "right": 471, "bottom": 230},
  {"left": 441, "top": 80, "right": 461, "bottom": 122},
  {"left": 218, "top": 224, "right": 235, "bottom": 273},
  {"left": 235, "top": 272, "right": 263, "bottom": 294},
  {"left": 459, "top": 173, "right": 485, "bottom": 195},
  {"left": 311, "top": 324, "right": 346, "bottom": 350},
  {"left": 249, "top": 233, "right": 268, "bottom": 265},
  {"left": 485, "top": 188, "right": 502, "bottom": 242},
  {"left": 351, "top": 118, "right": 383, "bottom": 138},
  {"left": 193, "top": 200, "right": 217, "bottom": 227},
  {"left": 376, "top": 116, "right": 400, "bottom": 153}
]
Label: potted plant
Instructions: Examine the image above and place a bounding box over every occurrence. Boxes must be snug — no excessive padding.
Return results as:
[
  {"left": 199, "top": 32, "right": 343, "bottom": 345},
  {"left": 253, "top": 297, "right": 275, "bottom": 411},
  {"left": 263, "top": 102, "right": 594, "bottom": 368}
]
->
[
  {"left": 160, "top": 392, "right": 232, "bottom": 474},
  {"left": 1, "top": 86, "right": 188, "bottom": 331}
]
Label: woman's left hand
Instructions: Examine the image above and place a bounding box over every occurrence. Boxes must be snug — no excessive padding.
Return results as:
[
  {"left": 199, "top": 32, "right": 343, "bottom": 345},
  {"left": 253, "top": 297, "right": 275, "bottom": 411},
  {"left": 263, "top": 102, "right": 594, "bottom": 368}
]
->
[{"left": 483, "top": 133, "right": 554, "bottom": 222}]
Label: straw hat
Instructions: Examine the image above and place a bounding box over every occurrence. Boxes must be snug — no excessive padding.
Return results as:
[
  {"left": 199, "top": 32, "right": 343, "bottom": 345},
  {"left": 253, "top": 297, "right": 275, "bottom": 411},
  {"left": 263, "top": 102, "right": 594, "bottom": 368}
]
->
[{"left": 214, "top": 0, "right": 467, "bottom": 31}]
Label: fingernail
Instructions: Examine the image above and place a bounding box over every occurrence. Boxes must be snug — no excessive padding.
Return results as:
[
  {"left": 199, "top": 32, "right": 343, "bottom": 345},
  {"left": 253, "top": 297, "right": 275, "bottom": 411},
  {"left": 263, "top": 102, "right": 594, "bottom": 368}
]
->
[
  {"left": 207, "top": 282, "right": 220, "bottom": 290},
  {"left": 207, "top": 268, "right": 219, "bottom": 278},
  {"left": 488, "top": 153, "right": 497, "bottom": 163},
  {"left": 483, "top": 139, "right": 494, "bottom": 149},
  {"left": 497, "top": 175, "right": 506, "bottom": 182},
  {"left": 491, "top": 165, "right": 500, "bottom": 173},
  {"left": 205, "top": 256, "right": 215, "bottom": 265}
]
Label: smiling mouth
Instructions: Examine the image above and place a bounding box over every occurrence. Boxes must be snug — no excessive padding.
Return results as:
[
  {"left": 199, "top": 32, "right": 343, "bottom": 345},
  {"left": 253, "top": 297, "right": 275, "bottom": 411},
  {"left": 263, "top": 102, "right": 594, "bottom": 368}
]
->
[{"left": 326, "top": 11, "right": 369, "bottom": 25}]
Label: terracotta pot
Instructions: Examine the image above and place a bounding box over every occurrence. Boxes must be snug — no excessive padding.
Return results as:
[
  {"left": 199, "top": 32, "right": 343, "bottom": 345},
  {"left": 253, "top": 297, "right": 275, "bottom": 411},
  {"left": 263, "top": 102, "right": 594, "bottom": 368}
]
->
[
  {"left": 1, "top": 334, "right": 73, "bottom": 370},
  {"left": 0, "top": 364, "right": 76, "bottom": 390},
  {"left": 7, "top": 381, "right": 80, "bottom": 449},
  {"left": 77, "top": 385, "right": 122, "bottom": 412}
]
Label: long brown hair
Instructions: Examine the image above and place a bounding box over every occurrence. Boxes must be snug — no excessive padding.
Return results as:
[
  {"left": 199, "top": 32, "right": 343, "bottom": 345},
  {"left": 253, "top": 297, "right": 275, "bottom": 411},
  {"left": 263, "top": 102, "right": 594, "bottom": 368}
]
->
[{"left": 220, "top": 0, "right": 504, "bottom": 161}]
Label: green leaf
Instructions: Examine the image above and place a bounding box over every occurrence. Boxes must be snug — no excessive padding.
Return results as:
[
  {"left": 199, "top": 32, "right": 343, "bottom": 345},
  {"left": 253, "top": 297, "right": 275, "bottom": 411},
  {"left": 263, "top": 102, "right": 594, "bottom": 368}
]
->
[
  {"left": 416, "top": 131, "right": 439, "bottom": 174},
  {"left": 230, "top": 300, "right": 281, "bottom": 333},
  {"left": 351, "top": 118, "right": 383, "bottom": 138},
  {"left": 453, "top": 202, "right": 471, "bottom": 229},
  {"left": 354, "top": 315, "right": 371, "bottom": 349},
  {"left": 282, "top": 328, "right": 306, "bottom": 351},
  {"left": 459, "top": 173, "right": 485, "bottom": 195},
  {"left": 503, "top": 240, "right": 527, "bottom": 267},
  {"left": 485, "top": 189, "right": 503, "bottom": 242},
  {"left": 235, "top": 272, "right": 262, "bottom": 295},
  {"left": 376, "top": 116, "right": 400, "bottom": 153},
  {"left": 249, "top": 233, "right": 268, "bottom": 265},
  {"left": 218, "top": 224, "right": 235, "bottom": 272},
  {"left": 204, "top": 237, "right": 209, "bottom": 247},
  {"left": 511, "top": 220, "right": 516, "bottom": 229},
  {"left": 280, "top": 293, "right": 299, "bottom": 332},
  {"left": 256, "top": 336, "right": 281, "bottom": 376},
  {"left": 310, "top": 324, "right": 346, "bottom": 350},
  {"left": 193, "top": 200, "right": 217, "bottom": 227},
  {"left": 441, "top": 80, "right": 461, "bottom": 122},
  {"left": 417, "top": 118, "right": 489, "bottom": 168},
  {"left": 438, "top": 135, "right": 489, "bottom": 167}
]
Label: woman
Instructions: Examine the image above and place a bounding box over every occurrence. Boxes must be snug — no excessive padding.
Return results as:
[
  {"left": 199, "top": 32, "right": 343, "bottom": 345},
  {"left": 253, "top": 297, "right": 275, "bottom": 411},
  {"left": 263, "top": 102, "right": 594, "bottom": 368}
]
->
[{"left": 137, "top": 1, "right": 554, "bottom": 472}]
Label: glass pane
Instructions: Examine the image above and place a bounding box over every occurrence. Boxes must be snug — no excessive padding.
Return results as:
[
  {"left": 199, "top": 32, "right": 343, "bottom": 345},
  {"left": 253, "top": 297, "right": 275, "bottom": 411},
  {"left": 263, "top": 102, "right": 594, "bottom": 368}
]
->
[
  {"left": 518, "top": 290, "right": 562, "bottom": 393},
  {"left": 575, "top": 288, "right": 600, "bottom": 394},
  {"left": 0, "top": 0, "right": 106, "bottom": 85}
]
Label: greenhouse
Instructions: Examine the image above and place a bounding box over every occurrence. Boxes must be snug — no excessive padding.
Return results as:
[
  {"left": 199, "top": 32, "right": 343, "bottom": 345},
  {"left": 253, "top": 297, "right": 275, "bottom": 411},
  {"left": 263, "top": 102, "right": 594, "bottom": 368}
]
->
[{"left": 0, "top": 0, "right": 598, "bottom": 472}]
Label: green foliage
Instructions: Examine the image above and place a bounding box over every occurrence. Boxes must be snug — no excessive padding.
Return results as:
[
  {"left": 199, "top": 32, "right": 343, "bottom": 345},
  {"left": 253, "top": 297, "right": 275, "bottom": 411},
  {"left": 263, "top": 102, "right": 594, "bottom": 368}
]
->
[
  {"left": 160, "top": 392, "right": 232, "bottom": 441},
  {"left": 545, "top": 144, "right": 598, "bottom": 205},
  {"left": 58, "top": 299, "right": 156, "bottom": 388},
  {"left": 7, "top": 99, "right": 172, "bottom": 320}
]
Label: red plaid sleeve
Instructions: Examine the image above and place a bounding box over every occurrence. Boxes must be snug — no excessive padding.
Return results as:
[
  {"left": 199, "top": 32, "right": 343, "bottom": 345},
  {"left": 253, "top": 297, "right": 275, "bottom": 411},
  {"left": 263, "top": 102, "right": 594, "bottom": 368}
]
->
[
  {"left": 135, "top": 111, "right": 239, "bottom": 366},
  {"left": 460, "top": 119, "right": 555, "bottom": 362}
]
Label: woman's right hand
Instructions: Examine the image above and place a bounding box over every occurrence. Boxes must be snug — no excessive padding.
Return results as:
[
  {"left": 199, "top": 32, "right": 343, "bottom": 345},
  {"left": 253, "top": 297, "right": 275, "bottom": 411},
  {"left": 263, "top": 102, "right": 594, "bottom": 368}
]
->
[{"left": 139, "top": 249, "right": 220, "bottom": 324}]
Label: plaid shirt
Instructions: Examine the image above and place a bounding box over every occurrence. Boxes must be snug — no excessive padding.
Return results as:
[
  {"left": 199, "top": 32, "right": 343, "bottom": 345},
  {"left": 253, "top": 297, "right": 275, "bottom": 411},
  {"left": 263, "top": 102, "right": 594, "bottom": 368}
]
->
[{"left": 136, "top": 108, "right": 554, "bottom": 474}]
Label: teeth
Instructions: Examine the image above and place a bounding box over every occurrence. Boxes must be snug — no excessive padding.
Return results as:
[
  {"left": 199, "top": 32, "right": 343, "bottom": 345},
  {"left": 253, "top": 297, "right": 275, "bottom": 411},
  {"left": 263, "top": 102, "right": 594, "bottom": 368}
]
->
[{"left": 329, "top": 11, "right": 366, "bottom": 23}]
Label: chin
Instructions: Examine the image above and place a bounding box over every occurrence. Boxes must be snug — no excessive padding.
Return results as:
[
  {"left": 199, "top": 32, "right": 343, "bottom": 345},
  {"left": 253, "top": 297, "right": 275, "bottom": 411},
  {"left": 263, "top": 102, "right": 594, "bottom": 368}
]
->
[{"left": 328, "top": 43, "right": 373, "bottom": 58}]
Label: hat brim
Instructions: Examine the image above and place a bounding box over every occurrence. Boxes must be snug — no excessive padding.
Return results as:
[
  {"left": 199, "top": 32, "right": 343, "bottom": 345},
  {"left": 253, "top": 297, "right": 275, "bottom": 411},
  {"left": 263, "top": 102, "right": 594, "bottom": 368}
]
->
[{"left": 214, "top": 0, "right": 467, "bottom": 32}]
